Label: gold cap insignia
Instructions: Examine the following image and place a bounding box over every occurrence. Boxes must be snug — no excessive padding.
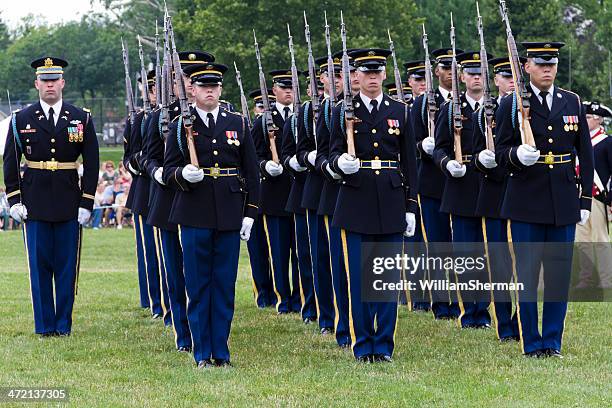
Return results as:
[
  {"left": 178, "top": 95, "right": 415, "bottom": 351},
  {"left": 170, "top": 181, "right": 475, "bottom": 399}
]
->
[
  {"left": 188, "top": 53, "right": 196, "bottom": 61},
  {"left": 473, "top": 53, "right": 479, "bottom": 60},
  {"left": 334, "top": 58, "right": 340, "bottom": 63},
  {"left": 44, "top": 58, "right": 53, "bottom": 67},
  {"left": 544, "top": 43, "right": 551, "bottom": 48}
]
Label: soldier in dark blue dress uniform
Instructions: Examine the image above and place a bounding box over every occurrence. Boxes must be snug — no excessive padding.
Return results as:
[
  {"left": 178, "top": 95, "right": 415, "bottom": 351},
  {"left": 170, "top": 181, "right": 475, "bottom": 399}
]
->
[
  {"left": 143, "top": 50, "right": 215, "bottom": 352},
  {"left": 281, "top": 72, "right": 317, "bottom": 324},
  {"left": 433, "top": 51, "right": 492, "bottom": 329},
  {"left": 329, "top": 48, "right": 418, "bottom": 362},
  {"left": 404, "top": 60, "right": 426, "bottom": 102},
  {"left": 410, "top": 48, "right": 463, "bottom": 319},
  {"left": 252, "top": 70, "right": 301, "bottom": 314},
  {"left": 162, "top": 62, "right": 259, "bottom": 368},
  {"left": 3, "top": 57, "right": 99, "bottom": 336},
  {"left": 472, "top": 56, "right": 524, "bottom": 341},
  {"left": 124, "top": 70, "right": 164, "bottom": 319},
  {"left": 245, "top": 89, "right": 275, "bottom": 308},
  {"left": 495, "top": 42, "right": 593, "bottom": 358},
  {"left": 296, "top": 56, "right": 342, "bottom": 334}
]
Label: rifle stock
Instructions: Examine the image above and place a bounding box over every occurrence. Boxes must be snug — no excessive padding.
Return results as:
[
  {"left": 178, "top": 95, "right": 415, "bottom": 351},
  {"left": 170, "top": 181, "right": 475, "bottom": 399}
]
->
[{"left": 450, "top": 13, "right": 463, "bottom": 163}]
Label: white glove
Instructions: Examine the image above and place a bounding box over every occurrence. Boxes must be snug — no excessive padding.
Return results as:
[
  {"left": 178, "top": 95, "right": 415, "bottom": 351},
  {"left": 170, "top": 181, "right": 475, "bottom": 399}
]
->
[
  {"left": 265, "top": 161, "right": 284, "bottom": 177},
  {"left": 307, "top": 150, "right": 317, "bottom": 166},
  {"left": 478, "top": 149, "right": 498, "bottom": 169},
  {"left": 128, "top": 162, "right": 139, "bottom": 175},
  {"left": 404, "top": 212, "right": 416, "bottom": 237},
  {"left": 422, "top": 136, "right": 435, "bottom": 156},
  {"left": 154, "top": 167, "right": 165, "bottom": 185},
  {"left": 9, "top": 203, "right": 28, "bottom": 223},
  {"left": 516, "top": 144, "right": 540, "bottom": 166},
  {"left": 182, "top": 164, "right": 204, "bottom": 183},
  {"left": 78, "top": 207, "right": 91, "bottom": 225},
  {"left": 326, "top": 163, "right": 342, "bottom": 180},
  {"left": 240, "top": 217, "right": 255, "bottom": 241},
  {"left": 446, "top": 160, "right": 467, "bottom": 178},
  {"left": 337, "top": 153, "right": 360, "bottom": 175},
  {"left": 289, "top": 155, "right": 307, "bottom": 172},
  {"left": 578, "top": 209, "right": 590, "bottom": 226}
]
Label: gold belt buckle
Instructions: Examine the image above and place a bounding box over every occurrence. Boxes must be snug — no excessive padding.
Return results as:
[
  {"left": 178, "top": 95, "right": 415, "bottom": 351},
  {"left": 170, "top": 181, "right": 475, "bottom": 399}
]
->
[
  {"left": 210, "top": 167, "right": 220, "bottom": 177},
  {"left": 544, "top": 153, "right": 554, "bottom": 165},
  {"left": 371, "top": 159, "right": 382, "bottom": 170},
  {"left": 46, "top": 161, "right": 58, "bottom": 171}
]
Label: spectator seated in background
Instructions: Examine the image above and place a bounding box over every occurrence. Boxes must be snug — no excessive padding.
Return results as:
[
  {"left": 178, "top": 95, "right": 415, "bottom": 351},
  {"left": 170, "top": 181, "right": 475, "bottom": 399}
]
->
[
  {"left": 118, "top": 161, "right": 132, "bottom": 185},
  {"left": 90, "top": 182, "right": 107, "bottom": 229},
  {"left": 100, "top": 160, "right": 119, "bottom": 185},
  {"left": 113, "top": 182, "right": 131, "bottom": 229},
  {"left": 102, "top": 178, "right": 124, "bottom": 226},
  {"left": 0, "top": 187, "right": 14, "bottom": 231}
]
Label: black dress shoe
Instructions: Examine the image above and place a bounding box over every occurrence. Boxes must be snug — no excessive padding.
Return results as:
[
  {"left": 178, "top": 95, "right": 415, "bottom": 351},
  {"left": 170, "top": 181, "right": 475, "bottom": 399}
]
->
[
  {"left": 177, "top": 346, "right": 192, "bottom": 353},
  {"left": 545, "top": 348, "right": 563, "bottom": 358},
  {"left": 197, "top": 359, "right": 213, "bottom": 369},
  {"left": 356, "top": 354, "right": 373, "bottom": 363},
  {"left": 320, "top": 327, "right": 334, "bottom": 335},
  {"left": 56, "top": 331, "right": 71, "bottom": 337},
  {"left": 277, "top": 310, "right": 289, "bottom": 315},
  {"left": 39, "top": 332, "right": 56, "bottom": 338},
  {"left": 476, "top": 323, "right": 491, "bottom": 329},
  {"left": 151, "top": 313, "right": 162, "bottom": 320},
  {"left": 500, "top": 335, "right": 520, "bottom": 343},
  {"left": 524, "top": 350, "right": 544, "bottom": 358},
  {"left": 303, "top": 317, "right": 316, "bottom": 325},
  {"left": 373, "top": 354, "right": 393, "bottom": 363},
  {"left": 213, "top": 359, "right": 232, "bottom": 367},
  {"left": 338, "top": 342, "right": 351, "bottom": 350}
]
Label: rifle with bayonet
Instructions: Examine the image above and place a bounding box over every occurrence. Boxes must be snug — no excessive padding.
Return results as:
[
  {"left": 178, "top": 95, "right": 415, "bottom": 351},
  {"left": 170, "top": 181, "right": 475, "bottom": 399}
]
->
[
  {"left": 137, "top": 35, "right": 152, "bottom": 114},
  {"left": 253, "top": 30, "right": 280, "bottom": 163},
  {"left": 499, "top": 0, "right": 535, "bottom": 146},
  {"left": 287, "top": 23, "right": 302, "bottom": 142},
  {"left": 121, "top": 37, "right": 136, "bottom": 125},
  {"left": 233, "top": 61, "right": 252, "bottom": 129},
  {"left": 159, "top": 22, "right": 170, "bottom": 140},
  {"left": 303, "top": 11, "right": 320, "bottom": 125},
  {"left": 168, "top": 16, "right": 199, "bottom": 166},
  {"left": 477, "top": 2, "right": 495, "bottom": 152},
  {"left": 388, "top": 29, "right": 406, "bottom": 103},
  {"left": 324, "top": 11, "right": 336, "bottom": 106},
  {"left": 450, "top": 13, "right": 463, "bottom": 163},
  {"left": 154, "top": 22, "right": 162, "bottom": 109},
  {"left": 422, "top": 24, "right": 437, "bottom": 142},
  {"left": 340, "top": 11, "right": 357, "bottom": 157}
]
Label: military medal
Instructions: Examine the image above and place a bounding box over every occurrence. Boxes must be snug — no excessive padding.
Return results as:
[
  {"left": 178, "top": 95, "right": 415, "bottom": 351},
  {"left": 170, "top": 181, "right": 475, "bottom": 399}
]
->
[
  {"left": 563, "top": 116, "right": 570, "bottom": 132},
  {"left": 226, "top": 130, "right": 239, "bottom": 146},
  {"left": 387, "top": 119, "right": 400, "bottom": 135}
]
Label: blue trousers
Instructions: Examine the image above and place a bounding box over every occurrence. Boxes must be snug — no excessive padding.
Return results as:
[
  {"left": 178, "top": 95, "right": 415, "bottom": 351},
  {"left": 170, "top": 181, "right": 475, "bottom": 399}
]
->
[
  {"left": 133, "top": 215, "right": 150, "bottom": 309},
  {"left": 159, "top": 228, "right": 192, "bottom": 349},
  {"left": 247, "top": 215, "right": 273, "bottom": 308},
  {"left": 483, "top": 217, "right": 519, "bottom": 340},
  {"left": 23, "top": 220, "right": 80, "bottom": 335},
  {"left": 342, "top": 230, "right": 402, "bottom": 359},
  {"left": 451, "top": 214, "right": 491, "bottom": 328},
  {"left": 404, "top": 210, "right": 429, "bottom": 311},
  {"left": 420, "top": 196, "right": 458, "bottom": 318},
  {"left": 289, "top": 221, "right": 302, "bottom": 313},
  {"left": 306, "top": 210, "right": 335, "bottom": 329},
  {"left": 509, "top": 220, "right": 575, "bottom": 354},
  {"left": 153, "top": 227, "right": 171, "bottom": 326},
  {"left": 324, "top": 215, "right": 351, "bottom": 347},
  {"left": 294, "top": 214, "right": 317, "bottom": 319},
  {"left": 262, "top": 215, "right": 293, "bottom": 313},
  {"left": 179, "top": 226, "right": 240, "bottom": 363},
  {"left": 136, "top": 215, "right": 162, "bottom": 315}
]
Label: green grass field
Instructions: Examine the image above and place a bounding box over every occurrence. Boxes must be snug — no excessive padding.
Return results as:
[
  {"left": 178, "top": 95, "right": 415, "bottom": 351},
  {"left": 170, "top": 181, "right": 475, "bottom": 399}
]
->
[{"left": 0, "top": 228, "right": 610, "bottom": 407}]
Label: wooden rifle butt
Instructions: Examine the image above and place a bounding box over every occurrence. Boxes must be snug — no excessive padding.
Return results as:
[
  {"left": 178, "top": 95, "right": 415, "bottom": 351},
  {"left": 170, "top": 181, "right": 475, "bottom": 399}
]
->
[
  {"left": 453, "top": 128, "right": 463, "bottom": 162},
  {"left": 185, "top": 126, "right": 199, "bottom": 167}
]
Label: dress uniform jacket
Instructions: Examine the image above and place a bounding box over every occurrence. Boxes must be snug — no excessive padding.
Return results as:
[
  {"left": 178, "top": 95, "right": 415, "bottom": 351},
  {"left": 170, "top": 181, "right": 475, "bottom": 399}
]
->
[
  {"left": 129, "top": 110, "right": 153, "bottom": 216},
  {"left": 495, "top": 87, "right": 594, "bottom": 225},
  {"left": 316, "top": 98, "right": 343, "bottom": 216},
  {"left": 472, "top": 100, "right": 508, "bottom": 219},
  {"left": 252, "top": 105, "right": 292, "bottom": 217},
  {"left": 281, "top": 108, "right": 307, "bottom": 215},
  {"left": 591, "top": 132, "right": 612, "bottom": 205},
  {"left": 433, "top": 95, "right": 480, "bottom": 217},
  {"left": 297, "top": 100, "right": 326, "bottom": 211},
  {"left": 410, "top": 89, "right": 447, "bottom": 199},
  {"left": 3, "top": 101, "right": 99, "bottom": 221},
  {"left": 145, "top": 101, "right": 181, "bottom": 231},
  {"left": 329, "top": 93, "right": 418, "bottom": 235},
  {"left": 162, "top": 106, "right": 259, "bottom": 230}
]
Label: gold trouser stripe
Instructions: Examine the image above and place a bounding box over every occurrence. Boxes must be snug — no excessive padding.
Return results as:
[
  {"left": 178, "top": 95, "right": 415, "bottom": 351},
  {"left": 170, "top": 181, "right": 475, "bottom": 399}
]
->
[
  {"left": 73, "top": 225, "right": 82, "bottom": 297},
  {"left": 324, "top": 216, "right": 340, "bottom": 333},
  {"left": 450, "top": 214, "right": 466, "bottom": 328},
  {"left": 23, "top": 222, "right": 36, "bottom": 324},
  {"left": 153, "top": 227, "right": 168, "bottom": 316},
  {"left": 158, "top": 231, "right": 179, "bottom": 346},
  {"left": 305, "top": 211, "right": 321, "bottom": 318},
  {"left": 401, "top": 241, "right": 412, "bottom": 310},
  {"left": 482, "top": 217, "right": 500, "bottom": 340},
  {"left": 340, "top": 229, "right": 357, "bottom": 352},
  {"left": 139, "top": 215, "right": 154, "bottom": 314},
  {"left": 507, "top": 220, "right": 526, "bottom": 354},
  {"left": 417, "top": 195, "right": 434, "bottom": 306},
  {"left": 293, "top": 215, "right": 306, "bottom": 312},
  {"left": 262, "top": 215, "right": 282, "bottom": 311}
]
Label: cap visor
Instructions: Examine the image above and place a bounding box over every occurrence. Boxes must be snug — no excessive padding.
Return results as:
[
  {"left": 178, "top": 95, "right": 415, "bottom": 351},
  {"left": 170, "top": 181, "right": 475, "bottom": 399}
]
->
[{"left": 38, "top": 73, "right": 62, "bottom": 80}]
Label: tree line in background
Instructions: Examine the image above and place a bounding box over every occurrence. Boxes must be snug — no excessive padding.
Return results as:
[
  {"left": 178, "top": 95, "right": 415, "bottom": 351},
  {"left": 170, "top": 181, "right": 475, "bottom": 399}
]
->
[{"left": 0, "top": 0, "right": 610, "bottom": 113}]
